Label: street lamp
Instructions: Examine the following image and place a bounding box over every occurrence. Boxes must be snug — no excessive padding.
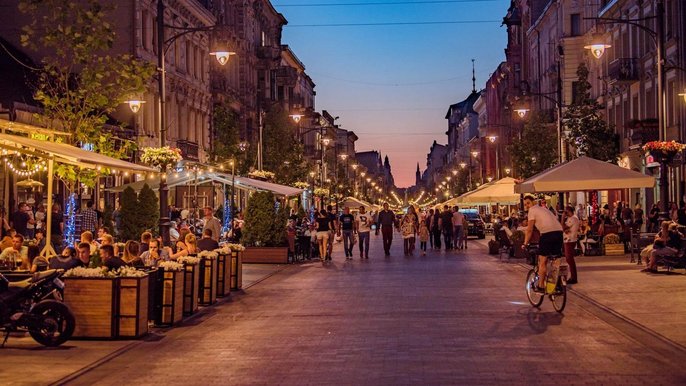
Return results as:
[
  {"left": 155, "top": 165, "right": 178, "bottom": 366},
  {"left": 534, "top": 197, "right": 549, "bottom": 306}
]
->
[
  {"left": 505, "top": 167, "right": 511, "bottom": 175},
  {"left": 487, "top": 135, "right": 500, "bottom": 179},
  {"left": 126, "top": 0, "right": 232, "bottom": 246}
]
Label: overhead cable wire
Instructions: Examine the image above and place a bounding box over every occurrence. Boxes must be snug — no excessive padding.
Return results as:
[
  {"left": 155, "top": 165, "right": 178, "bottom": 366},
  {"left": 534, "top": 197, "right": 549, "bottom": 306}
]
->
[
  {"left": 286, "top": 20, "right": 501, "bottom": 27},
  {"left": 275, "top": 0, "right": 498, "bottom": 6}
]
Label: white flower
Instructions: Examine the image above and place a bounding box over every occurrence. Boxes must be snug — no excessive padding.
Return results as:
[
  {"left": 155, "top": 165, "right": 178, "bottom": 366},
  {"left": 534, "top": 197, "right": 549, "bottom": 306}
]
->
[
  {"left": 113, "top": 266, "right": 147, "bottom": 278},
  {"left": 63, "top": 267, "right": 108, "bottom": 278},
  {"left": 158, "top": 261, "right": 184, "bottom": 271},
  {"left": 177, "top": 256, "right": 200, "bottom": 265},
  {"left": 141, "top": 146, "right": 183, "bottom": 169},
  {"left": 248, "top": 170, "right": 276, "bottom": 179},
  {"left": 215, "top": 243, "right": 245, "bottom": 254},
  {"left": 197, "top": 250, "right": 218, "bottom": 259}
]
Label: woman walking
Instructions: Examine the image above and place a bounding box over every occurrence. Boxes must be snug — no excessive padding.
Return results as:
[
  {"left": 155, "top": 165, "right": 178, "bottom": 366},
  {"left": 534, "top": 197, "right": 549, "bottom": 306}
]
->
[
  {"left": 315, "top": 209, "right": 333, "bottom": 261},
  {"left": 401, "top": 206, "right": 419, "bottom": 256},
  {"left": 418, "top": 220, "right": 429, "bottom": 256}
]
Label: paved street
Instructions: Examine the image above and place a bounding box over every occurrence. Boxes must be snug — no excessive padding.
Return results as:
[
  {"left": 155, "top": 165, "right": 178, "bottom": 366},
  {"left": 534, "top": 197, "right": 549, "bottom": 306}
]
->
[{"left": 5, "top": 233, "right": 686, "bottom": 385}]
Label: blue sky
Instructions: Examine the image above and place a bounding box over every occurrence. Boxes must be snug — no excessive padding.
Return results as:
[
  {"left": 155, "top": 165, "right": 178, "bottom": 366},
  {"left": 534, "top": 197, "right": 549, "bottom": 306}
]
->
[{"left": 273, "top": 0, "right": 511, "bottom": 187}]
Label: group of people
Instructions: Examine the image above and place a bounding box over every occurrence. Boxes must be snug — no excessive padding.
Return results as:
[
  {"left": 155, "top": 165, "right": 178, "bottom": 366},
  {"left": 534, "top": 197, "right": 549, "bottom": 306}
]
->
[{"left": 423, "top": 206, "right": 470, "bottom": 252}]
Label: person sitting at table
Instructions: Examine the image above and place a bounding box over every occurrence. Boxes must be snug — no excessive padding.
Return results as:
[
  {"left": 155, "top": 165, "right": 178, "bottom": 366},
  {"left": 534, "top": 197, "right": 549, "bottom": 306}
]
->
[
  {"left": 140, "top": 239, "right": 169, "bottom": 267},
  {"left": 100, "top": 233, "right": 119, "bottom": 257},
  {"left": 165, "top": 233, "right": 199, "bottom": 260},
  {"left": 101, "top": 244, "right": 125, "bottom": 270},
  {"left": 139, "top": 231, "right": 152, "bottom": 254},
  {"left": 49, "top": 246, "right": 83, "bottom": 270},
  {"left": 197, "top": 229, "right": 219, "bottom": 252},
  {"left": 29, "top": 245, "right": 48, "bottom": 273},
  {"left": 122, "top": 240, "right": 144, "bottom": 267},
  {"left": 0, "top": 234, "right": 29, "bottom": 270},
  {"left": 80, "top": 231, "right": 99, "bottom": 255},
  {"left": 643, "top": 221, "right": 683, "bottom": 273},
  {"left": 77, "top": 242, "right": 91, "bottom": 266}
]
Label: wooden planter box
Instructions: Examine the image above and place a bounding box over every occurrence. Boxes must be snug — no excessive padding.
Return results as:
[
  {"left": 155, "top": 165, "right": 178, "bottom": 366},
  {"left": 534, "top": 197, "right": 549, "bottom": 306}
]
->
[
  {"left": 198, "top": 257, "right": 218, "bottom": 306},
  {"left": 182, "top": 263, "right": 200, "bottom": 316},
  {"left": 157, "top": 270, "right": 184, "bottom": 326},
  {"left": 64, "top": 275, "right": 149, "bottom": 339},
  {"left": 231, "top": 251, "right": 243, "bottom": 290},
  {"left": 64, "top": 277, "right": 117, "bottom": 339},
  {"left": 604, "top": 243, "right": 625, "bottom": 256},
  {"left": 242, "top": 247, "right": 288, "bottom": 264},
  {"left": 216, "top": 254, "right": 230, "bottom": 297}
]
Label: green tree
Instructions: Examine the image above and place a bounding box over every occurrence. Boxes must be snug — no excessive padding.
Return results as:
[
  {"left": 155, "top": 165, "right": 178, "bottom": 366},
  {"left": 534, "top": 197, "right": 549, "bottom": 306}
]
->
[
  {"left": 18, "top": 0, "right": 155, "bottom": 186},
  {"left": 138, "top": 183, "right": 159, "bottom": 234},
  {"left": 508, "top": 112, "right": 558, "bottom": 178},
  {"left": 119, "top": 186, "right": 140, "bottom": 241},
  {"left": 243, "top": 191, "right": 284, "bottom": 247},
  {"left": 565, "top": 63, "right": 619, "bottom": 162},
  {"left": 262, "top": 104, "right": 309, "bottom": 185}
]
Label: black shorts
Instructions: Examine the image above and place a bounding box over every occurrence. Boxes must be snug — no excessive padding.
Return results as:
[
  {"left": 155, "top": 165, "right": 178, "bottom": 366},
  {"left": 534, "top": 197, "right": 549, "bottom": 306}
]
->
[{"left": 538, "top": 231, "right": 563, "bottom": 256}]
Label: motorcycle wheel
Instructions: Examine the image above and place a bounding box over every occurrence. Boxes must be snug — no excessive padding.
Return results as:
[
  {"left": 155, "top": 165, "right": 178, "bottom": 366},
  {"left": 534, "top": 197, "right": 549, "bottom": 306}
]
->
[{"left": 28, "top": 300, "right": 75, "bottom": 347}]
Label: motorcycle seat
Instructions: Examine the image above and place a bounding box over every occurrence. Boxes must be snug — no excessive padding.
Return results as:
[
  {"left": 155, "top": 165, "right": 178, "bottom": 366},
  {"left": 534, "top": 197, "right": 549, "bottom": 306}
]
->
[
  {"left": 8, "top": 278, "right": 31, "bottom": 289},
  {"left": 32, "top": 269, "right": 57, "bottom": 282}
]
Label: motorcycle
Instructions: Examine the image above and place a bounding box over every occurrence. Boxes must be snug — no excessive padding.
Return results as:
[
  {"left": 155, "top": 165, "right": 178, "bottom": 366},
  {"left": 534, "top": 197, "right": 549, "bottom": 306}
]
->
[{"left": 0, "top": 269, "right": 75, "bottom": 347}]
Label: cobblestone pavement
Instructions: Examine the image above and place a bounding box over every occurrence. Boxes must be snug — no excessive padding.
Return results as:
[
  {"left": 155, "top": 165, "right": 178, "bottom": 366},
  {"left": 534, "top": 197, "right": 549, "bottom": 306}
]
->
[{"left": 6, "top": 234, "right": 686, "bottom": 385}]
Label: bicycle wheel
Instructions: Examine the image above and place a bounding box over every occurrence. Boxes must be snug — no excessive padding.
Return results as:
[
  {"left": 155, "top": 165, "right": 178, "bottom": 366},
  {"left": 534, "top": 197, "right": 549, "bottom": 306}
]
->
[
  {"left": 525, "top": 269, "right": 544, "bottom": 307},
  {"left": 550, "top": 277, "right": 567, "bottom": 313}
]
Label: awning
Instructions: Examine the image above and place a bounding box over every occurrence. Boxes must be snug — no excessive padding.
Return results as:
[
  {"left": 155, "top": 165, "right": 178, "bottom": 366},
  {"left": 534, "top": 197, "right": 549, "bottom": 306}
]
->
[
  {"left": 340, "top": 196, "right": 374, "bottom": 210},
  {"left": 107, "top": 172, "right": 304, "bottom": 198},
  {"left": 458, "top": 177, "right": 520, "bottom": 204},
  {"left": 514, "top": 156, "right": 656, "bottom": 193}
]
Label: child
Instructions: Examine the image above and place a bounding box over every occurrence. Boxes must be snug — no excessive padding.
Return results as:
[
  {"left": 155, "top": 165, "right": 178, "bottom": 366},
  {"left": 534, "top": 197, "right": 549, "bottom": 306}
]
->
[{"left": 418, "top": 221, "right": 429, "bottom": 256}]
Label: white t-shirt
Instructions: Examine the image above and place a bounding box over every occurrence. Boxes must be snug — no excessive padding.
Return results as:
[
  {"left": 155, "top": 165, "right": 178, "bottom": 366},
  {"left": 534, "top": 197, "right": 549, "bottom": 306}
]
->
[
  {"left": 564, "top": 215, "right": 580, "bottom": 242},
  {"left": 355, "top": 213, "right": 373, "bottom": 233},
  {"left": 528, "top": 205, "right": 563, "bottom": 234}
]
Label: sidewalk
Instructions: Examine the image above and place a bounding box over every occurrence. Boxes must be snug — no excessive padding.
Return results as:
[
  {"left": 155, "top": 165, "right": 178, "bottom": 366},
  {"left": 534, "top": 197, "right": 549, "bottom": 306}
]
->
[
  {"left": 478, "top": 237, "right": 686, "bottom": 348},
  {"left": 0, "top": 263, "right": 286, "bottom": 386}
]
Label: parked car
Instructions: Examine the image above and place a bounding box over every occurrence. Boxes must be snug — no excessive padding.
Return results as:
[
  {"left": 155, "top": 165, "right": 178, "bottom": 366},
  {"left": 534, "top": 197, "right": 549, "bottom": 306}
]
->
[{"left": 461, "top": 211, "right": 486, "bottom": 239}]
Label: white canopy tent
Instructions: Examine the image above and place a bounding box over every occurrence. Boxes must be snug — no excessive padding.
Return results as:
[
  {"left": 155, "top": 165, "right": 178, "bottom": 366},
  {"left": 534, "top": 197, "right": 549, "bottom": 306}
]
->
[
  {"left": 0, "top": 119, "right": 157, "bottom": 256},
  {"left": 514, "top": 156, "right": 656, "bottom": 193},
  {"left": 339, "top": 196, "right": 375, "bottom": 211},
  {"left": 458, "top": 177, "right": 520, "bottom": 204}
]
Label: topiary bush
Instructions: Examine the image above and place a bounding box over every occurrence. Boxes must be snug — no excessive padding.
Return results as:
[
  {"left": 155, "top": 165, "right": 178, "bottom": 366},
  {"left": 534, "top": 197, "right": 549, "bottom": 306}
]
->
[
  {"left": 138, "top": 183, "right": 159, "bottom": 234},
  {"left": 119, "top": 186, "right": 140, "bottom": 241},
  {"left": 243, "top": 191, "right": 286, "bottom": 247}
]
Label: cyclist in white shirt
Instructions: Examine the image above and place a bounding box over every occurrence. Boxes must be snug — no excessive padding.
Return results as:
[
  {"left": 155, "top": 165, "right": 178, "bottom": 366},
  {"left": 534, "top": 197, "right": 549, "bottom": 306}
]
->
[{"left": 523, "top": 195, "right": 564, "bottom": 292}]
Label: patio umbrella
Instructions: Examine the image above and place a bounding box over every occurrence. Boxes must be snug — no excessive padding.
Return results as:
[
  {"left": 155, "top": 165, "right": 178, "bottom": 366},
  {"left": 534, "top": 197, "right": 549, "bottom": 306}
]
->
[
  {"left": 459, "top": 177, "right": 520, "bottom": 204},
  {"left": 514, "top": 156, "right": 655, "bottom": 193},
  {"left": 16, "top": 179, "right": 44, "bottom": 188}
]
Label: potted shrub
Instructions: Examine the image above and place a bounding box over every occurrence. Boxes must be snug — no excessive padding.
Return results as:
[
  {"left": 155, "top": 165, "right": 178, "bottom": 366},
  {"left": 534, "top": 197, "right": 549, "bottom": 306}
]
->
[
  {"left": 603, "top": 233, "right": 624, "bottom": 255},
  {"left": 242, "top": 191, "right": 289, "bottom": 264}
]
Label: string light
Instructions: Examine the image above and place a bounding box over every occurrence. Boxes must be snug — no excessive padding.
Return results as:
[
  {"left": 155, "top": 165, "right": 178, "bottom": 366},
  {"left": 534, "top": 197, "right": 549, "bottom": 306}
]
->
[
  {"left": 63, "top": 193, "right": 77, "bottom": 248},
  {"left": 3, "top": 157, "right": 45, "bottom": 177}
]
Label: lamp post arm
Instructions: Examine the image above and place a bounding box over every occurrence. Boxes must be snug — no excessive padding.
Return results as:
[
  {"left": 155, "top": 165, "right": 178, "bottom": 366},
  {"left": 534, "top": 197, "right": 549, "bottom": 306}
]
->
[
  {"left": 163, "top": 25, "right": 224, "bottom": 56},
  {"left": 583, "top": 16, "right": 658, "bottom": 46}
]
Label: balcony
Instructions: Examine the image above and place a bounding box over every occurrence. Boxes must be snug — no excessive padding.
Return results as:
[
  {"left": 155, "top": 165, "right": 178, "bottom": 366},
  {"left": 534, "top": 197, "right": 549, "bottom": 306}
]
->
[
  {"left": 256, "top": 45, "right": 281, "bottom": 61},
  {"left": 608, "top": 58, "right": 639, "bottom": 85},
  {"left": 275, "top": 66, "right": 298, "bottom": 87},
  {"left": 176, "top": 140, "right": 199, "bottom": 162}
]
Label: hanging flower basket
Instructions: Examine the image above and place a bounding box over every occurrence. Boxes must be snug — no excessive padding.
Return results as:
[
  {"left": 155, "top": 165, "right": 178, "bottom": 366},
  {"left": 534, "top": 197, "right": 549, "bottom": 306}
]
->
[
  {"left": 248, "top": 170, "right": 275, "bottom": 181},
  {"left": 140, "top": 146, "right": 183, "bottom": 169},
  {"left": 293, "top": 181, "right": 310, "bottom": 190},
  {"left": 314, "top": 188, "right": 329, "bottom": 197},
  {"left": 643, "top": 141, "right": 686, "bottom": 164}
]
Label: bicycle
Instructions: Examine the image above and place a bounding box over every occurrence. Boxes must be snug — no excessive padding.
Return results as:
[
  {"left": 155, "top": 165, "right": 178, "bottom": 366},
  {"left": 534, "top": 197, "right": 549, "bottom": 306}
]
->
[{"left": 524, "top": 245, "right": 568, "bottom": 313}]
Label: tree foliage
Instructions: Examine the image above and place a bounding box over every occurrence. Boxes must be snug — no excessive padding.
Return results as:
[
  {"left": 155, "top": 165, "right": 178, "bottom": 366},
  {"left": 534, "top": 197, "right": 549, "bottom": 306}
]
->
[
  {"left": 262, "top": 104, "right": 309, "bottom": 185},
  {"left": 564, "top": 63, "right": 619, "bottom": 162},
  {"left": 138, "top": 183, "right": 159, "bottom": 234},
  {"left": 210, "top": 104, "right": 243, "bottom": 166},
  {"left": 119, "top": 186, "right": 140, "bottom": 241},
  {"left": 242, "top": 191, "right": 285, "bottom": 247},
  {"left": 18, "top": 0, "right": 155, "bottom": 186},
  {"left": 508, "top": 112, "right": 558, "bottom": 178}
]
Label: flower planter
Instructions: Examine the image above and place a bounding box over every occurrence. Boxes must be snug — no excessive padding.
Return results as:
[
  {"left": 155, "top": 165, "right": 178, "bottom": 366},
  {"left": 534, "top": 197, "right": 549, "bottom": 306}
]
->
[
  {"left": 216, "top": 253, "right": 231, "bottom": 297},
  {"left": 63, "top": 275, "right": 149, "bottom": 339},
  {"left": 157, "top": 270, "right": 184, "bottom": 326},
  {"left": 198, "top": 257, "right": 218, "bottom": 306},
  {"left": 604, "top": 244, "right": 625, "bottom": 256},
  {"left": 231, "top": 251, "right": 243, "bottom": 290},
  {"left": 242, "top": 247, "right": 288, "bottom": 264},
  {"left": 182, "top": 263, "right": 200, "bottom": 316}
]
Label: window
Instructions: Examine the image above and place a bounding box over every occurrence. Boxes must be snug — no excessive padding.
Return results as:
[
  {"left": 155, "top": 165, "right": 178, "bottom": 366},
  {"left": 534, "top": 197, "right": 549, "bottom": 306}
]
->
[
  {"left": 570, "top": 14, "right": 581, "bottom": 37},
  {"left": 141, "top": 10, "right": 149, "bottom": 50}
]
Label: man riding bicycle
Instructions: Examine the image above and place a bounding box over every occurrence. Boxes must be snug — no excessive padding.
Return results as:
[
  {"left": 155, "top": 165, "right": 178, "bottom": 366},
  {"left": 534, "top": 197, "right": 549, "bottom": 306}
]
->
[{"left": 522, "top": 195, "right": 564, "bottom": 292}]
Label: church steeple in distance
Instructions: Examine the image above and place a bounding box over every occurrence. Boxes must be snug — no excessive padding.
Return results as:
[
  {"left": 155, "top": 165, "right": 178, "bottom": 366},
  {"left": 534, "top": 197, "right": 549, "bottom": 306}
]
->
[
  {"left": 415, "top": 163, "right": 421, "bottom": 186},
  {"left": 471, "top": 58, "right": 476, "bottom": 93}
]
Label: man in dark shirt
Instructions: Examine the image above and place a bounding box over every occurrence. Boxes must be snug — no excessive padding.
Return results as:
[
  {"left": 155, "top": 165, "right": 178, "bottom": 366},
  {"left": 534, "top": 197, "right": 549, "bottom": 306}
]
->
[
  {"left": 49, "top": 247, "right": 83, "bottom": 270},
  {"left": 327, "top": 205, "right": 338, "bottom": 258},
  {"left": 101, "top": 245, "right": 125, "bottom": 270},
  {"left": 197, "top": 229, "right": 220, "bottom": 252},
  {"left": 439, "top": 206, "right": 454, "bottom": 250},
  {"left": 376, "top": 203, "right": 396, "bottom": 256},
  {"left": 11, "top": 202, "right": 31, "bottom": 238},
  {"left": 339, "top": 207, "right": 355, "bottom": 259}
]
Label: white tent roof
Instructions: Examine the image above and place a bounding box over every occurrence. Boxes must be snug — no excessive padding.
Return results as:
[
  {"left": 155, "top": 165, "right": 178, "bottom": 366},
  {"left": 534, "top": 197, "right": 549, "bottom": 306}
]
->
[
  {"left": 340, "top": 196, "right": 374, "bottom": 210},
  {"left": 107, "top": 172, "right": 303, "bottom": 198},
  {"left": 514, "top": 156, "right": 655, "bottom": 193},
  {"left": 458, "top": 177, "right": 520, "bottom": 204}
]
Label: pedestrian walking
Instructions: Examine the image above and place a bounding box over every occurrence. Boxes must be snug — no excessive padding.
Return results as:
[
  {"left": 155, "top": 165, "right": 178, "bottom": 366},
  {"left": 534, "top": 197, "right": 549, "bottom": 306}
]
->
[
  {"left": 648, "top": 203, "right": 660, "bottom": 232},
  {"left": 439, "top": 206, "right": 453, "bottom": 250},
  {"left": 562, "top": 206, "right": 579, "bottom": 284},
  {"left": 401, "top": 206, "right": 419, "bottom": 256},
  {"left": 376, "top": 203, "right": 396, "bottom": 256},
  {"left": 418, "top": 220, "right": 429, "bottom": 255},
  {"left": 327, "top": 205, "right": 338, "bottom": 259},
  {"left": 81, "top": 200, "right": 98, "bottom": 235},
  {"left": 633, "top": 203, "right": 644, "bottom": 232},
  {"left": 432, "top": 208, "right": 441, "bottom": 249},
  {"left": 354, "top": 205, "right": 372, "bottom": 259},
  {"left": 426, "top": 209, "right": 435, "bottom": 249},
  {"left": 460, "top": 213, "right": 469, "bottom": 249},
  {"left": 452, "top": 206, "right": 464, "bottom": 250},
  {"left": 339, "top": 207, "right": 355, "bottom": 259},
  {"left": 315, "top": 209, "right": 333, "bottom": 262}
]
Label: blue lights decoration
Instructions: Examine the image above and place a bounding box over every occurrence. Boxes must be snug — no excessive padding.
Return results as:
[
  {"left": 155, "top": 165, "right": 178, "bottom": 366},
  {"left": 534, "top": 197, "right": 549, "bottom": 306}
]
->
[
  {"left": 63, "top": 193, "right": 77, "bottom": 247},
  {"left": 222, "top": 198, "right": 232, "bottom": 237}
]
